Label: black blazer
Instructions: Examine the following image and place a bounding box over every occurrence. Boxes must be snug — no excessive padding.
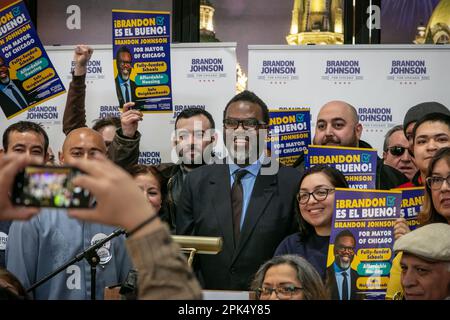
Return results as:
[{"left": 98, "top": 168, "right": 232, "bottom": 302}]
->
[
  {"left": 176, "top": 163, "right": 301, "bottom": 290},
  {"left": 114, "top": 77, "right": 136, "bottom": 108},
  {"left": 326, "top": 265, "right": 361, "bottom": 300},
  {"left": 0, "top": 79, "right": 33, "bottom": 118}
]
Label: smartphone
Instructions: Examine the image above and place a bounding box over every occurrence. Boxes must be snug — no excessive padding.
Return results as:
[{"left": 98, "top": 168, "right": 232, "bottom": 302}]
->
[{"left": 12, "top": 165, "right": 93, "bottom": 208}]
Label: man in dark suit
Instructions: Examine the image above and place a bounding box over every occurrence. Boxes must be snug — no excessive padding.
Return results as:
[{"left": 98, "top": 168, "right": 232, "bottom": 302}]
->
[
  {"left": 176, "top": 90, "right": 301, "bottom": 290},
  {"left": 114, "top": 46, "right": 136, "bottom": 107},
  {"left": 326, "top": 229, "right": 360, "bottom": 300},
  {"left": 0, "top": 55, "right": 32, "bottom": 119}
]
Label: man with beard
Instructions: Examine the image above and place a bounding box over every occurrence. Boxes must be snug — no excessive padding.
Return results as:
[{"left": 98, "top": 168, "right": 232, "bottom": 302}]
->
[
  {"left": 293, "top": 100, "right": 409, "bottom": 189},
  {"left": 176, "top": 90, "right": 300, "bottom": 290},
  {"left": 114, "top": 46, "right": 136, "bottom": 107},
  {"left": 0, "top": 55, "right": 36, "bottom": 119},
  {"left": 326, "top": 230, "right": 359, "bottom": 300},
  {"left": 158, "top": 108, "right": 216, "bottom": 232}
]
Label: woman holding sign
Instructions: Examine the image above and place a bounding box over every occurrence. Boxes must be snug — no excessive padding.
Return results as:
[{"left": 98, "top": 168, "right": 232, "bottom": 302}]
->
[
  {"left": 387, "top": 147, "right": 450, "bottom": 299},
  {"left": 274, "top": 165, "right": 348, "bottom": 281}
]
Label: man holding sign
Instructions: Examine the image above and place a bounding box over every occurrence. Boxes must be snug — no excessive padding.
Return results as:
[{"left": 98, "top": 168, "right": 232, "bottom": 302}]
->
[{"left": 293, "top": 100, "right": 408, "bottom": 189}]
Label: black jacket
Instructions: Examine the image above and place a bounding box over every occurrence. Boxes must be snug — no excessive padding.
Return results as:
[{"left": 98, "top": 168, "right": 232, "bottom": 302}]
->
[{"left": 176, "top": 162, "right": 300, "bottom": 290}]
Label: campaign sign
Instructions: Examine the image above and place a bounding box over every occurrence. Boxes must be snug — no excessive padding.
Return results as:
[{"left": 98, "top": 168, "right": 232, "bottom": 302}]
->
[
  {"left": 399, "top": 187, "right": 424, "bottom": 231},
  {"left": 305, "top": 145, "right": 377, "bottom": 189},
  {"left": 267, "top": 109, "right": 310, "bottom": 166},
  {"left": 112, "top": 9, "right": 172, "bottom": 112},
  {"left": 328, "top": 188, "right": 401, "bottom": 300},
  {"left": 0, "top": 0, "right": 65, "bottom": 120}
]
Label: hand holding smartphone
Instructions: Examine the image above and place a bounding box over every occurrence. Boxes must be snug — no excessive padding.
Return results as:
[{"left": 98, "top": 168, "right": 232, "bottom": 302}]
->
[{"left": 12, "top": 165, "right": 93, "bottom": 208}]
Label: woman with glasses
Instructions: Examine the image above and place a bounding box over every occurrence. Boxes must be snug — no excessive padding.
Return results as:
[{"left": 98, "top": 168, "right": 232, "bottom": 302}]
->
[
  {"left": 251, "top": 255, "right": 328, "bottom": 300},
  {"left": 387, "top": 147, "right": 450, "bottom": 299},
  {"left": 274, "top": 165, "right": 348, "bottom": 281}
]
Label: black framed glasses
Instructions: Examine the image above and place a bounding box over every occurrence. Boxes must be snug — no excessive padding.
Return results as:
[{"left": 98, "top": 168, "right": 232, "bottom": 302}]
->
[
  {"left": 297, "top": 188, "right": 335, "bottom": 204},
  {"left": 223, "top": 118, "right": 265, "bottom": 130},
  {"left": 387, "top": 146, "right": 407, "bottom": 157},
  {"left": 335, "top": 245, "right": 355, "bottom": 254},
  {"left": 425, "top": 175, "right": 450, "bottom": 190},
  {"left": 257, "top": 285, "right": 303, "bottom": 300}
]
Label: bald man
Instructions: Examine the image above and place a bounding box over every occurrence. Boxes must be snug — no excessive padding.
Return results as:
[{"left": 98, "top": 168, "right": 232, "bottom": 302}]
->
[
  {"left": 293, "top": 101, "right": 409, "bottom": 189},
  {"left": 6, "top": 128, "right": 132, "bottom": 300}
]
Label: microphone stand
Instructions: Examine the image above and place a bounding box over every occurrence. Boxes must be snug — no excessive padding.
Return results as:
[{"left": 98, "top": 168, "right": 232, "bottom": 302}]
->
[{"left": 27, "top": 228, "right": 126, "bottom": 300}]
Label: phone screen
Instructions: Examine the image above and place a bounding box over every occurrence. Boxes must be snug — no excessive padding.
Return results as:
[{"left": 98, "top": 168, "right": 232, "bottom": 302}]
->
[{"left": 12, "top": 165, "right": 92, "bottom": 208}]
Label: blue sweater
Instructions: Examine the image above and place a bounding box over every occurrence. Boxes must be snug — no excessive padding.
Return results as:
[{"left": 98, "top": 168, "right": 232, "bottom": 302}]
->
[{"left": 275, "top": 232, "right": 330, "bottom": 280}]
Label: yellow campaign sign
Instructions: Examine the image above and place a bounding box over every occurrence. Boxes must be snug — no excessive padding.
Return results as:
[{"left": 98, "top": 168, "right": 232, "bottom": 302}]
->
[
  {"left": 136, "top": 85, "right": 170, "bottom": 98},
  {"left": 357, "top": 248, "right": 392, "bottom": 261},
  {"left": 134, "top": 61, "right": 167, "bottom": 73},
  {"left": 10, "top": 47, "right": 42, "bottom": 70},
  {"left": 356, "top": 276, "right": 389, "bottom": 290},
  {"left": 23, "top": 68, "right": 55, "bottom": 91}
]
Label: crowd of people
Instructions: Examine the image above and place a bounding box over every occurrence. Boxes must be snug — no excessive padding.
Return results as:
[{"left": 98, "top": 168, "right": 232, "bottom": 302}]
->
[{"left": 0, "top": 45, "right": 449, "bottom": 301}]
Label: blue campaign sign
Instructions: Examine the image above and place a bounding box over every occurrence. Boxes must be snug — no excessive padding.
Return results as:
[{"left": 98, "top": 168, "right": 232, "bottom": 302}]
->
[
  {"left": 0, "top": 0, "right": 65, "bottom": 120},
  {"left": 398, "top": 187, "right": 424, "bottom": 231},
  {"left": 267, "top": 109, "right": 311, "bottom": 166},
  {"left": 112, "top": 10, "right": 172, "bottom": 113},
  {"left": 305, "top": 145, "right": 377, "bottom": 189}
]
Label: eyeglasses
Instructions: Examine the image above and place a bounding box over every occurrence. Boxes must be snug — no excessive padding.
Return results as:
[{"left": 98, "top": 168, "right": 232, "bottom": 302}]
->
[
  {"left": 257, "top": 285, "right": 303, "bottom": 300},
  {"left": 223, "top": 118, "right": 265, "bottom": 130},
  {"left": 387, "top": 146, "right": 407, "bottom": 157},
  {"left": 335, "top": 245, "right": 355, "bottom": 254},
  {"left": 425, "top": 175, "right": 450, "bottom": 190},
  {"left": 297, "top": 188, "right": 335, "bottom": 204}
]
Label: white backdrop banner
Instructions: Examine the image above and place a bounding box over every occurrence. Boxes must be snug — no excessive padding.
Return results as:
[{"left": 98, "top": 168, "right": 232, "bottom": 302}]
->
[
  {"left": 248, "top": 45, "right": 450, "bottom": 156},
  {"left": 0, "top": 43, "right": 237, "bottom": 163}
]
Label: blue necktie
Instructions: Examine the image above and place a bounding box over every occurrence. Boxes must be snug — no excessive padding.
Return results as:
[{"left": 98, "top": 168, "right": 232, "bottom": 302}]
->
[{"left": 8, "top": 84, "right": 27, "bottom": 108}]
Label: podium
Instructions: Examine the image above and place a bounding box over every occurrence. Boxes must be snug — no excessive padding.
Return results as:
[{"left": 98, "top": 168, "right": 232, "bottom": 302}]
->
[{"left": 104, "top": 235, "right": 223, "bottom": 299}]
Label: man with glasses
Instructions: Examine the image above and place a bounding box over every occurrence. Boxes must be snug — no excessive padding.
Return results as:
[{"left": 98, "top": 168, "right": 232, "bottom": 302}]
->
[
  {"left": 115, "top": 46, "right": 136, "bottom": 107},
  {"left": 177, "top": 90, "right": 300, "bottom": 290},
  {"left": 326, "top": 230, "right": 359, "bottom": 300},
  {"left": 293, "top": 100, "right": 409, "bottom": 190},
  {"left": 383, "top": 125, "right": 417, "bottom": 181}
]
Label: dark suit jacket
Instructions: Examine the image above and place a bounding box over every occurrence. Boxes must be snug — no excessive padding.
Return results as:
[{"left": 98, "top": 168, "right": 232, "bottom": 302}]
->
[
  {"left": 114, "top": 77, "right": 136, "bottom": 108},
  {"left": 176, "top": 163, "right": 301, "bottom": 290},
  {"left": 326, "top": 265, "right": 361, "bottom": 300},
  {"left": 0, "top": 79, "right": 32, "bottom": 118}
]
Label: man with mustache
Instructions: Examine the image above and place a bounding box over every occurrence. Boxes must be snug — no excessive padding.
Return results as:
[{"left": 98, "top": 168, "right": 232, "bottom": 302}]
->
[
  {"left": 158, "top": 107, "right": 216, "bottom": 232},
  {"left": 293, "top": 100, "right": 409, "bottom": 190},
  {"left": 326, "top": 230, "right": 359, "bottom": 300},
  {"left": 176, "top": 90, "right": 300, "bottom": 290},
  {"left": 394, "top": 223, "right": 450, "bottom": 300}
]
